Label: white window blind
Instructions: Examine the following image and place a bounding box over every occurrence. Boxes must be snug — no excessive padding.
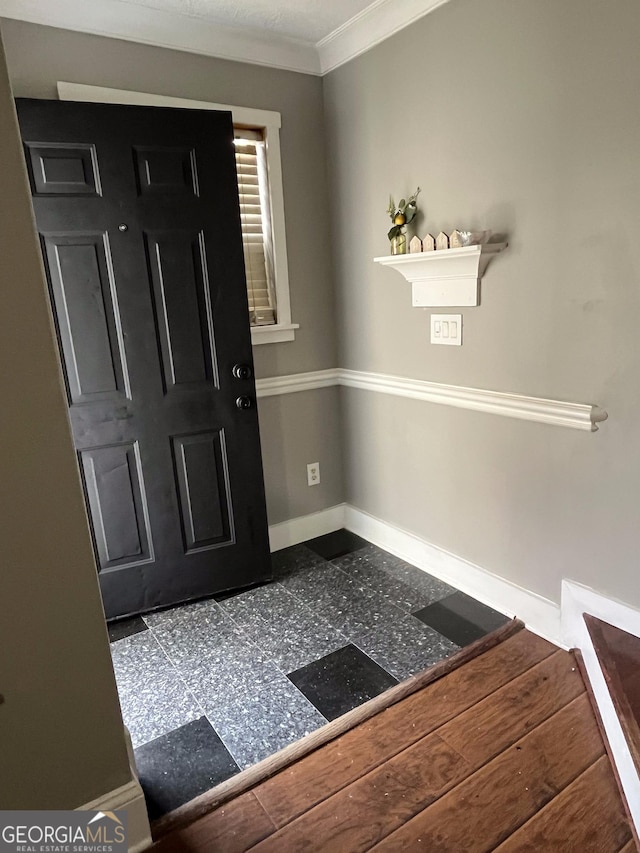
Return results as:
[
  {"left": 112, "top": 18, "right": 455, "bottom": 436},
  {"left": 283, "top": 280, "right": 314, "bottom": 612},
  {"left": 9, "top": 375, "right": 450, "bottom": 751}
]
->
[{"left": 234, "top": 129, "right": 276, "bottom": 326}]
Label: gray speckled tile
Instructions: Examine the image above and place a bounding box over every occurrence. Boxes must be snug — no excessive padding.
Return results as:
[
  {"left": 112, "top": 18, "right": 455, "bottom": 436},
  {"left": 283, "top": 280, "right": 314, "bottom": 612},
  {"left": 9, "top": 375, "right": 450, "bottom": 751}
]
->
[
  {"left": 220, "top": 582, "right": 348, "bottom": 672},
  {"left": 258, "top": 615, "right": 349, "bottom": 673},
  {"left": 205, "top": 667, "right": 327, "bottom": 769},
  {"left": 220, "top": 583, "right": 294, "bottom": 631},
  {"left": 332, "top": 553, "right": 429, "bottom": 612},
  {"left": 110, "top": 632, "right": 201, "bottom": 748},
  {"left": 143, "top": 596, "right": 224, "bottom": 631},
  {"left": 284, "top": 564, "right": 406, "bottom": 638},
  {"left": 177, "top": 644, "right": 273, "bottom": 708},
  {"left": 351, "top": 544, "right": 456, "bottom": 604},
  {"left": 146, "top": 598, "right": 253, "bottom": 669},
  {"left": 354, "top": 615, "right": 460, "bottom": 682},
  {"left": 386, "top": 563, "right": 456, "bottom": 604},
  {"left": 280, "top": 562, "right": 355, "bottom": 601},
  {"left": 271, "top": 544, "right": 328, "bottom": 580}
]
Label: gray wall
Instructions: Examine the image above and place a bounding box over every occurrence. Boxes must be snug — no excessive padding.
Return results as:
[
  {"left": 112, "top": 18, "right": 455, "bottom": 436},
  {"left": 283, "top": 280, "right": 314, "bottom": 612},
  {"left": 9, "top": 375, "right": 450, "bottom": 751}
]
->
[
  {"left": 0, "top": 32, "right": 131, "bottom": 808},
  {"left": 2, "top": 19, "right": 344, "bottom": 524},
  {"left": 258, "top": 387, "right": 344, "bottom": 524},
  {"left": 324, "top": 0, "right": 640, "bottom": 608}
]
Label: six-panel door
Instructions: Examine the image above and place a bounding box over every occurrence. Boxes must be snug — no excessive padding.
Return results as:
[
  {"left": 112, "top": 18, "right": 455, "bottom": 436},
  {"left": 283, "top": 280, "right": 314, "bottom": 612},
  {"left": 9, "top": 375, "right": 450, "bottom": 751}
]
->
[{"left": 17, "top": 99, "right": 272, "bottom": 619}]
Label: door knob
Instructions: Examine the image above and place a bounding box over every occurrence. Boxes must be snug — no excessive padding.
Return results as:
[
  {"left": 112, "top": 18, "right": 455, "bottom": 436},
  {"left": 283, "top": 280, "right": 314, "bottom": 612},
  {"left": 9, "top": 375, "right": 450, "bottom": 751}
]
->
[
  {"left": 232, "top": 363, "right": 253, "bottom": 380},
  {"left": 236, "top": 395, "right": 253, "bottom": 410}
]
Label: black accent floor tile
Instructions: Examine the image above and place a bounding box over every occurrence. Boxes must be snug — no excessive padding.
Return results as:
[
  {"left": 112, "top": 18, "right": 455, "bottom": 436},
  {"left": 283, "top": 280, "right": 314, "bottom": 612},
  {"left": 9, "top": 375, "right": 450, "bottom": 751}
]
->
[
  {"left": 303, "top": 528, "right": 369, "bottom": 560},
  {"left": 288, "top": 644, "right": 398, "bottom": 722},
  {"left": 108, "top": 616, "right": 148, "bottom": 643},
  {"left": 134, "top": 717, "right": 239, "bottom": 820},
  {"left": 413, "top": 591, "right": 510, "bottom": 646}
]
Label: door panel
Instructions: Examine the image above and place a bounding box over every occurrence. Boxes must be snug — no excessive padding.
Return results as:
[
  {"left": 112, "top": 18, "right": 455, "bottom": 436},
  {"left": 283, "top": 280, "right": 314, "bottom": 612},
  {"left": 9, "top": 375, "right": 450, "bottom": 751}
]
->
[
  {"left": 43, "top": 232, "right": 129, "bottom": 403},
  {"left": 145, "top": 230, "right": 217, "bottom": 390},
  {"left": 80, "top": 442, "right": 153, "bottom": 569},
  {"left": 24, "top": 141, "right": 101, "bottom": 196},
  {"left": 17, "top": 98, "right": 271, "bottom": 619},
  {"left": 172, "top": 430, "right": 232, "bottom": 552}
]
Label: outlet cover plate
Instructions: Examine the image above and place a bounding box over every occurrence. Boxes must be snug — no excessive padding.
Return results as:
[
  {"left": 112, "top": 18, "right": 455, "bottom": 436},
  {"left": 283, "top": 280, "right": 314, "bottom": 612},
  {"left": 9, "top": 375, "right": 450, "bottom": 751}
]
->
[
  {"left": 431, "top": 313, "right": 462, "bottom": 346},
  {"left": 307, "top": 462, "right": 320, "bottom": 486}
]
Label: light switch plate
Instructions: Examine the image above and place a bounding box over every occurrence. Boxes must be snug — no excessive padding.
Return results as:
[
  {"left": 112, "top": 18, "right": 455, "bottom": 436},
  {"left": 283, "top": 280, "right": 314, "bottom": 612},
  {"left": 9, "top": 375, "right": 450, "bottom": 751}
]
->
[{"left": 431, "top": 313, "right": 462, "bottom": 346}]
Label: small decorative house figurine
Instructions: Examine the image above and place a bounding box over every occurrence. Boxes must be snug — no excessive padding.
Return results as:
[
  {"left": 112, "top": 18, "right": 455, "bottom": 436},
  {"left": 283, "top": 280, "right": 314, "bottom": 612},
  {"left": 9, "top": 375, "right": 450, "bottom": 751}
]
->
[
  {"left": 409, "top": 236, "right": 423, "bottom": 253},
  {"left": 436, "top": 231, "right": 449, "bottom": 250},
  {"left": 422, "top": 233, "right": 436, "bottom": 251},
  {"left": 449, "top": 230, "right": 463, "bottom": 248}
]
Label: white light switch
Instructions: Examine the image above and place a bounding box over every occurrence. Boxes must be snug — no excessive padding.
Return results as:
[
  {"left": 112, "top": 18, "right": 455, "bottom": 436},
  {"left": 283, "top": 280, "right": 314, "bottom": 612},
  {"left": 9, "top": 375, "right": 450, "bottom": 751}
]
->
[{"left": 431, "top": 313, "right": 462, "bottom": 346}]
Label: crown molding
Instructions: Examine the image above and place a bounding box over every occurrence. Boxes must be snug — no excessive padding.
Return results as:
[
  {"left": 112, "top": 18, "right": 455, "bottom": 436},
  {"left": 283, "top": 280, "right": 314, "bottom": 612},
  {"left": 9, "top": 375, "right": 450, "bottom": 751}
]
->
[
  {"left": 0, "top": 0, "right": 452, "bottom": 77},
  {"left": 0, "top": 0, "right": 321, "bottom": 75},
  {"left": 317, "top": 0, "right": 451, "bottom": 74}
]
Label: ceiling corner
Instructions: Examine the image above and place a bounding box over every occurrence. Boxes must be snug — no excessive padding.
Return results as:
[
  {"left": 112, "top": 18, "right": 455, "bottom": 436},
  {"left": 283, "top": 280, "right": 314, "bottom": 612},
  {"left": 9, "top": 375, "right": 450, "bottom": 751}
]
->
[{"left": 317, "top": 0, "right": 451, "bottom": 75}]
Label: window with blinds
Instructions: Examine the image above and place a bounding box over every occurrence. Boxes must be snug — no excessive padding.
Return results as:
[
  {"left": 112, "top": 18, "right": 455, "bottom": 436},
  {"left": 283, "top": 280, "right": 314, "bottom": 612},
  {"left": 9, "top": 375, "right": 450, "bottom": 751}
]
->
[{"left": 234, "top": 128, "right": 276, "bottom": 326}]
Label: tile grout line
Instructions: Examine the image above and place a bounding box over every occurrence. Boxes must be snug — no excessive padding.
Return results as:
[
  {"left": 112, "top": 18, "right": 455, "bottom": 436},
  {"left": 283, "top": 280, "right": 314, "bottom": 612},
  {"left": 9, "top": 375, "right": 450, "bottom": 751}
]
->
[{"left": 120, "top": 538, "right": 514, "bottom": 814}]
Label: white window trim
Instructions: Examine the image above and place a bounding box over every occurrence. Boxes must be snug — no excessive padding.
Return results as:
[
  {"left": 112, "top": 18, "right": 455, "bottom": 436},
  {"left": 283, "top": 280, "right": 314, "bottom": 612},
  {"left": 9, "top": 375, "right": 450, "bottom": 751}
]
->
[{"left": 57, "top": 81, "right": 298, "bottom": 345}]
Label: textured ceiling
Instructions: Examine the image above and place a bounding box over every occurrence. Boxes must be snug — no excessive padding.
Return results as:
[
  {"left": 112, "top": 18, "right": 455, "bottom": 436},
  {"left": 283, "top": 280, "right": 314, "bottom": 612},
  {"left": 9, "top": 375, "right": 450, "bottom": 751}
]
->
[{"left": 114, "top": 0, "right": 377, "bottom": 43}]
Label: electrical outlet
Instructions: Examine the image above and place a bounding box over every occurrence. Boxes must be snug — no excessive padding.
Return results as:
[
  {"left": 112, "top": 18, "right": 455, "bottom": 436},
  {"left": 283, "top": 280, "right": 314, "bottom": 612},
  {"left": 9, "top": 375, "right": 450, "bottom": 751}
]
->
[{"left": 307, "top": 462, "right": 320, "bottom": 486}]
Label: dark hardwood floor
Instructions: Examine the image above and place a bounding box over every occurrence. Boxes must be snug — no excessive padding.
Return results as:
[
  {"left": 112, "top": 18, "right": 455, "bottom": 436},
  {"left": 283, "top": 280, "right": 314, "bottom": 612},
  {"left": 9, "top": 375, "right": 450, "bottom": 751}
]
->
[
  {"left": 586, "top": 614, "right": 640, "bottom": 779},
  {"left": 150, "top": 627, "right": 637, "bottom": 852}
]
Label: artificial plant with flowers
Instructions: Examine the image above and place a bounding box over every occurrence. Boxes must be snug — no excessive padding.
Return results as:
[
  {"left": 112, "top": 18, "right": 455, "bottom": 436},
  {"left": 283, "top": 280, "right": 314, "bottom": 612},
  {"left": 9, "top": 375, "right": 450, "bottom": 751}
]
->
[{"left": 386, "top": 187, "right": 421, "bottom": 242}]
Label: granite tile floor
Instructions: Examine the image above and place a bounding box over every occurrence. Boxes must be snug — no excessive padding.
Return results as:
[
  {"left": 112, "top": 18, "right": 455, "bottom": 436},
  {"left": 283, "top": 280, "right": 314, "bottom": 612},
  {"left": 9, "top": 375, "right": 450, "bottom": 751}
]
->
[{"left": 108, "top": 529, "right": 510, "bottom": 819}]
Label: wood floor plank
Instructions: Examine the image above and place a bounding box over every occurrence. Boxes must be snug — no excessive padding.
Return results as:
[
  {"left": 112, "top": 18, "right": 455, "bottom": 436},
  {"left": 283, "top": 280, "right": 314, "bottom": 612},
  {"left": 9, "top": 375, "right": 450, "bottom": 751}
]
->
[
  {"left": 437, "top": 649, "right": 583, "bottom": 765},
  {"left": 152, "top": 619, "right": 523, "bottom": 839},
  {"left": 370, "top": 694, "right": 603, "bottom": 852},
  {"left": 249, "top": 735, "right": 470, "bottom": 853},
  {"left": 492, "top": 756, "right": 632, "bottom": 852},
  {"left": 249, "top": 656, "right": 589, "bottom": 853},
  {"left": 253, "top": 630, "right": 555, "bottom": 827},
  {"left": 151, "top": 792, "right": 274, "bottom": 853}
]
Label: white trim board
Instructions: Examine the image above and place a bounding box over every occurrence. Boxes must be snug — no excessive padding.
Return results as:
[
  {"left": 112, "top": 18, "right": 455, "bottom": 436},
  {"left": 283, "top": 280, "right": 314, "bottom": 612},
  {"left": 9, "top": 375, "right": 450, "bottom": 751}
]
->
[
  {"left": 267, "top": 503, "right": 562, "bottom": 646},
  {"left": 255, "top": 368, "right": 607, "bottom": 432},
  {"left": 272, "top": 505, "right": 640, "bottom": 823},
  {"left": 317, "top": 0, "right": 450, "bottom": 74},
  {"left": 0, "top": 0, "right": 321, "bottom": 75},
  {"left": 345, "top": 506, "right": 563, "bottom": 646},
  {"left": 561, "top": 581, "right": 640, "bottom": 834},
  {"left": 268, "top": 503, "right": 346, "bottom": 552},
  {"left": 57, "top": 82, "right": 298, "bottom": 348},
  {"left": 78, "top": 776, "right": 151, "bottom": 853},
  {"left": 257, "top": 369, "right": 340, "bottom": 398},
  {"left": 0, "top": 0, "right": 452, "bottom": 76}
]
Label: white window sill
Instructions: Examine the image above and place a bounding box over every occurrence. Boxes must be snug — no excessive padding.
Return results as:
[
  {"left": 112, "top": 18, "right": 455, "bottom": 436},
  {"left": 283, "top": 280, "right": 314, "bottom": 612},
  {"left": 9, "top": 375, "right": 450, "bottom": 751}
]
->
[{"left": 251, "top": 323, "right": 299, "bottom": 345}]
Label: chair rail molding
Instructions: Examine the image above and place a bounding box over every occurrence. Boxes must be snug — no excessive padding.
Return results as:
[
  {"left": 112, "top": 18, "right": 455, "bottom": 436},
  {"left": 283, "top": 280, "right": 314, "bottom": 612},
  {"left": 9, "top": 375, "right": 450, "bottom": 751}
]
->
[
  {"left": 255, "top": 369, "right": 608, "bottom": 431},
  {"left": 256, "top": 368, "right": 341, "bottom": 397}
]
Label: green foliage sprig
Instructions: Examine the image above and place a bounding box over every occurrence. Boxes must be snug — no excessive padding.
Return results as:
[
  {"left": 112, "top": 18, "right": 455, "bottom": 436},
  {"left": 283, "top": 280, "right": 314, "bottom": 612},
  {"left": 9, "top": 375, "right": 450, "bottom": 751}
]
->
[{"left": 387, "top": 187, "right": 421, "bottom": 241}]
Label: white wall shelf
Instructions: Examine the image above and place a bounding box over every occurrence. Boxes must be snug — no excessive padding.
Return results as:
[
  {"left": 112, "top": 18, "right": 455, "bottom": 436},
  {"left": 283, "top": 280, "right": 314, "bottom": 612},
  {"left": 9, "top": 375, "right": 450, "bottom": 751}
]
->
[{"left": 374, "top": 243, "right": 507, "bottom": 307}]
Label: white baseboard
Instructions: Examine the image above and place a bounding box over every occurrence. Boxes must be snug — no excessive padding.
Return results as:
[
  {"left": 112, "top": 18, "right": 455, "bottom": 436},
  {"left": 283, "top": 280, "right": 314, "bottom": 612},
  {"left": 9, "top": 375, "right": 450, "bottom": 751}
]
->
[
  {"left": 270, "top": 505, "right": 638, "bottom": 832},
  {"left": 561, "top": 581, "right": 640, "bottom": 834},
  {"left": 344, "top": 506, "right": 563, "bottom": 646},
  {"left": 78, "top": 727, "right": 151, "bottom": 852},
  {"left": 268, "top": 504, "right": 346, "bottom": 552},
  {"left": 268, "top": 502, "right": 561, "bottom": 645}
]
